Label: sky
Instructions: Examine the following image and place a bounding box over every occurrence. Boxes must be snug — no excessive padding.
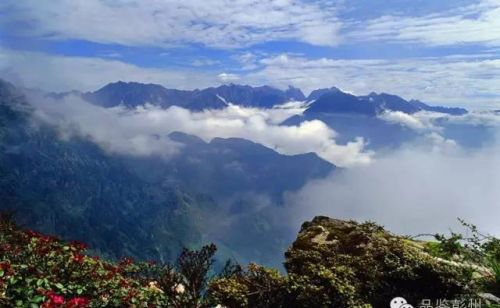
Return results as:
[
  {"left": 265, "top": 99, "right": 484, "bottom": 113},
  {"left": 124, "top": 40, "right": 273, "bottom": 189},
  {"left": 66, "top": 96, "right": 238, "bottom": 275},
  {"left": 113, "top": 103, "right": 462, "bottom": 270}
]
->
[{"left": 1, "top": 0, "right": 500, "bottom": 108}]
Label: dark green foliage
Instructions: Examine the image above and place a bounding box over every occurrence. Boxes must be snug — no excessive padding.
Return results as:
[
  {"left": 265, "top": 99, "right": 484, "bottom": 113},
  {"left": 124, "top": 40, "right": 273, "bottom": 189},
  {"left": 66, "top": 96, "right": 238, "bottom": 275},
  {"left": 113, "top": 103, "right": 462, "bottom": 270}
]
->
[
  {"left": 0, "top": 213, "right": 167, "bottom": 306},
  {"left": 208, "top": 263, "right": 289, "bottom": 308},
  {"left": 0, "top": 79, "right": 210, "bottom": 263},
  {"left": 286, "top": 217, "right": 475, "bottom": 307},
  {"left": 3, "top": 211, "right": 500, "bottom": 307},
  {"left": 1, "top": 215, "right": 241, "bottom": 306},
  {"left": 432, "top": 232, "right": 464, "bottom": 257},
  {"left": 456, "top": 220, "right": 500, "bottom": 297},
  {"left": 421, "top": 220, "right": 500, "bottom": 298},
  {"left": 209, "top": 216, "right": 479, "bottom": 308},
  {"left": 159, "top": 244, "right": 217, "bottom": 308},
  {"left": 0, "top": 80, "right": 333, "bottom": 268}
]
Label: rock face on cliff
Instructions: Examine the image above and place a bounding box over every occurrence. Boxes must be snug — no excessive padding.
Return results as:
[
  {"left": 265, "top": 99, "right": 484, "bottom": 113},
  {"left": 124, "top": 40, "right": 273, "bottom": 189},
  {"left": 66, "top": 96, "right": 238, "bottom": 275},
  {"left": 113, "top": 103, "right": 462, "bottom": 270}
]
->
[
  {"left": 209, "top": 216, "right": 485, "bottom": 307},
  {"left": 284, "top": 216, "right": 477, "bottom": 307}
]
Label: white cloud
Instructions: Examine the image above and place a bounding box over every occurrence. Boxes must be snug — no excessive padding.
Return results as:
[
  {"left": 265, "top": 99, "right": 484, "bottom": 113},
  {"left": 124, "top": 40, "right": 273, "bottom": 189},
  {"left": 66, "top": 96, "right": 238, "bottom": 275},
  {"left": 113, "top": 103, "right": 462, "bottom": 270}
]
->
[
  {"left": 0, "top": 48, "right": 220, "bottom": 92},
  {"left": 31, "top": 94, "right": 183, "bottom": 158},
  {"left": 379, "top": 111, "right": 437, "bottom": 131},
  {"left": 381, "top": 110, "right": 500, "bottom": 132},
  {"left": 284, "top": 137, "right": 500, "bottom": 238},
  {"left": 3, "top": 47, "right": 500, "bottom": 110},
  {"left": 247, "top": 53, "right": 500, "bottom": 109},
  {"left": 232, "top": 52, "right": 263, "bottom": 71},
  {"left": 443, "top": 111, "right": 500, "bottom": 126},
  {"left": 191, "top": 58, "right": 220, "bottom": 67},
  {"left": 4, "top": 0, "right": 500, "bottom": 50},
  {"left": 346, "top": 0, "right": 500, "bottom": 47},
  {"left": 1, "top": 0, "right": 341, "bottom": 48},
  {"left": 218, "top": 73, "right": 240, "bottom": 83},
  {"left": 29, "top": 94, "right": 373, "bottom": 167}
]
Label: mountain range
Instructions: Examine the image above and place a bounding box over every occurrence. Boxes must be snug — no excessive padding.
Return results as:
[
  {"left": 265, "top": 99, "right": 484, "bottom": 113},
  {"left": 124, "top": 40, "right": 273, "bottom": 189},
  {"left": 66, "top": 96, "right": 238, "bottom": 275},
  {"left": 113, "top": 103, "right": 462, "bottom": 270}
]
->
[
  {"left": 70, "top": 80, "right": 484, "bottom": 150},
  {"left": 2, "top": 78, "right": 495, "bottom": 269},
  {"left": 0, "top": 79, "right": 331, "bottom": 267},
  {"left": 56, "top": 81, "right": 467, "bottom": 116},
  {"left": 305, "top": 89, "right": 467, "bottom": 116},
  {"left": 79, "top": 82, "right": 305, "bottom": 110}
]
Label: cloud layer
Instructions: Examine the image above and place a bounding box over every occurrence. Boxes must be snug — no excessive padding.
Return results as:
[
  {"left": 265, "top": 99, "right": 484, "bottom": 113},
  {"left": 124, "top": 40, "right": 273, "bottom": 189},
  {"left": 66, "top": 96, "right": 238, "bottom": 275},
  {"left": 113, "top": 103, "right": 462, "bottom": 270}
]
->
[
  {"left": 29, "top": 94, "right": 372, "bottom": 167},
  {"left": 3, "top": 0, "right": 500, "bottom": 48},
  {"left": 1, "top": 0, "right": 341, "bottom": 48},
  {"left": 284, "top": 135, "right": 500, "bottom": 238},
  {"left": 22, "top": 77, "right": 500, "bottom": 243},
  {"left": 347, "top": 0, "right": 500, "bottom": 47},
  {"left": 249, "top": 53, "right": 500, "bottom": 108},
  {"left": 3, "top": 48, "right": 500, "bottom": 108},
  {"left": 0, "top": 48, "right": 220, "bottom": 92},
  {"left": 2, "top": 0, "right": 499, "bottom": 109}
]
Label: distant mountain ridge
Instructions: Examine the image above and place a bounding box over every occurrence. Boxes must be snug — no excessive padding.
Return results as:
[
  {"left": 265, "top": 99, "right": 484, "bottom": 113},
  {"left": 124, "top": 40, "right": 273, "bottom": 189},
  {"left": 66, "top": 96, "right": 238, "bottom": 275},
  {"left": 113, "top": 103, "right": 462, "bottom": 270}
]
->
[
  {"left": 0, "top": 79, "right": 213, "bottom": 262},
  {"left": 165, "top": 131, "right": 334, "bottom": 201},
  {"left": 81, "top": 82, "right": 305, "bottom": 110},
  {"left": 0, "top": 79, "right": 334, "bottom": 267},
  {"left": 305, "top": 89, "right": 467, "bottom": 116},
  {"left": 306, "top": 87, "right": 344, "bottom": 101},
  {"left": 53, "top": 81, "right": 466, "bottom": 116}
]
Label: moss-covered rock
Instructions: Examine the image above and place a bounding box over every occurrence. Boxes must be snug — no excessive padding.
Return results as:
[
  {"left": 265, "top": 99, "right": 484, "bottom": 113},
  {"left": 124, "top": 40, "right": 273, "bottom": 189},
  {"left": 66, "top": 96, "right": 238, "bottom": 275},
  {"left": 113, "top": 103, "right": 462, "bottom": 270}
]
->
[
  {"left": 285, "top": 216, "right": 477, "bottom": 307},
  {"left": 208, "top": 216, "right": 484, "bottom": 307}
]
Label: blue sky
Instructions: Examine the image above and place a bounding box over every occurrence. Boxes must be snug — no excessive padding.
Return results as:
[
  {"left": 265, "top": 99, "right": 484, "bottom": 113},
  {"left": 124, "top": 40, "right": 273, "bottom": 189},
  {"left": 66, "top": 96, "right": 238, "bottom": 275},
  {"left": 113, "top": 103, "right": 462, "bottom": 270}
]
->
[{"left": 1, "top": 0, "right": 500, "bottom": 108}]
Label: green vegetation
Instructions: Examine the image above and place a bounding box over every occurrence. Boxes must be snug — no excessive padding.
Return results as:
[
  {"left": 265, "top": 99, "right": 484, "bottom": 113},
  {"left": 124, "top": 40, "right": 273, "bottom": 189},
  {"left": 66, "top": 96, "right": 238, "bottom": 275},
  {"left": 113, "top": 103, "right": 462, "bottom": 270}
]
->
[
  {"left": 1, "top": 211, "right": 164, "bottom": 307},
  {"left": 0, "top": 79, "right": 214, "bottom": 263},
  {"left": 2, "top": 211, "right": 500, "bottom": 307},
  {"left": 421, "top": 219, "right": 500, "bottom": 303},
  {"left": 0, "top": 211, "right": 224, "bottom": 307}
]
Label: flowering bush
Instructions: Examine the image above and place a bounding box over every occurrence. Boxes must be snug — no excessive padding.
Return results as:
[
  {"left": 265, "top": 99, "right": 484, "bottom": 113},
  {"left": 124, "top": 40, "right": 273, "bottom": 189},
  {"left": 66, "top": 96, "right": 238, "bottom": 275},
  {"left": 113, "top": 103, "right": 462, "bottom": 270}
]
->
[
  {"left": 3, "top": 211, "right": 496, "bottom": 308},
  {"left": 0, "top": 212, "right": 167, "bottom": 307},
  {"left": 0, "top": 212, "right": 229, "bottom": 307}
]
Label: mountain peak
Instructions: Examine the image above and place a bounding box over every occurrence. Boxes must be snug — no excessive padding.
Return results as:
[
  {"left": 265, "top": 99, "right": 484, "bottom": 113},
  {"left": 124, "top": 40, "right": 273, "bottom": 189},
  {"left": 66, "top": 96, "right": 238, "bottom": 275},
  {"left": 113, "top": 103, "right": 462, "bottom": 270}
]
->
[
  {"left": 77, "top": 80, "right": 468, "bottom": 116},
  {"left": 305, "top": 90, "right": 376, "bottom": 116},
  {"left": 83, "top": 81, "right": 306, "bottom": 110},
  {"left": 305, "top": 89, "right": 469, "bottom": 116},
  {"left": 307, "top": 87, "right": 343, "bottom": 101},
  {"left": 285, "top": 85, "right": 306, "bottom": 101}
]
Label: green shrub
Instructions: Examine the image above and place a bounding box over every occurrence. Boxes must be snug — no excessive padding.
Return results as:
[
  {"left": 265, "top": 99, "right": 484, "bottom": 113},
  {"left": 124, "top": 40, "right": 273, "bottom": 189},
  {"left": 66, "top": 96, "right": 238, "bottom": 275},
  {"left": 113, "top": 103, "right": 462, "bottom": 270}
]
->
[
  {"left": 0, "top": 212, "right": 168, "bottom": 307},
  {"left": 2, "top": 212, "right": 498, "bottom": 307},
  {"left": 285, "top": 217, "right": 476, "bottom": 307},
  {"left": 208, "top": 262, "right": 289, "bottom": 307},
  {"left": 0, "top": 212, "right": 229, "bottom": 307}
]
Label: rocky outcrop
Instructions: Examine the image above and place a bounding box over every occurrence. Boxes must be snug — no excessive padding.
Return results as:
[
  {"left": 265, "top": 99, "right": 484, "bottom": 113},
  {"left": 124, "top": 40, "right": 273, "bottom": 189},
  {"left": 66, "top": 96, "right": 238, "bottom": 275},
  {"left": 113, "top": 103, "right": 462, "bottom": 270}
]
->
[{"left": 284, "top": 216, "right": 478, "bottom": 307}]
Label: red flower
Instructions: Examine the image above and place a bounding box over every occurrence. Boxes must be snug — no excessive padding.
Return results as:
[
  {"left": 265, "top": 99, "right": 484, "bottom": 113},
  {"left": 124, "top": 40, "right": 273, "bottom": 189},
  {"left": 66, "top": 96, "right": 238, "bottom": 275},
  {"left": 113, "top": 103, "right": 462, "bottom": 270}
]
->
[
  {"left": 66, "top": 297, "right": 90, "bottom": 308},
  {"left": 72, "top": 253, "right": 85, "bottom": 264},
  {"left": 41, "top": 302, "right": 58, "bottom": 308},
  {"left": 70, "top": 241, "right": 87, "bottom": 251},
  {"left": 0, "top": 262, "right": 13, "bottom": 275},
  {"left": 26, "top": 229, "right": 42, "bottom": 238},
  {"left": 40, "top": 235, "right": 57, "bottom": 243},
  {"left": 0, "top": 243, "right": 12, "bottom": 251},
  {"left": 45, "top": 291, "right": 65, "bottom": 305},
  {"left": 119, "top": 278, "right": 130, "bottom": 288}
]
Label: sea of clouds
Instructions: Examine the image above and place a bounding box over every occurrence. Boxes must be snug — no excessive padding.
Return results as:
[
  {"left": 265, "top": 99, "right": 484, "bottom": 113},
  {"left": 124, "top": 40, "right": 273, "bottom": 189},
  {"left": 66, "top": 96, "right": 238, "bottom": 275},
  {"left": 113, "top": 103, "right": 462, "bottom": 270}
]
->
[
  {"left": 27, "top": 92, "right": 500, "bottom": 239},
  {"left": 285, "top": 110, "right": 500, "bottom": 238},
  {"left": 28, "top": 93, "right": 373, "bottom": 167}
]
